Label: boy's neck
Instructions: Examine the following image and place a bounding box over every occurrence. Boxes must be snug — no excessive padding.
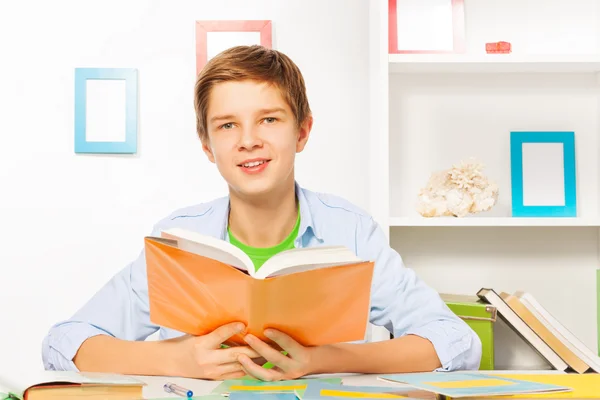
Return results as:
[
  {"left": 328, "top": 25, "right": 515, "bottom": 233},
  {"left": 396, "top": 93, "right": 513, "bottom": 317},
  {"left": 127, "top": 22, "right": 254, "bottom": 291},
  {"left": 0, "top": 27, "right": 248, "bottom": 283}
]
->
[{"left": 228, "top": 179, "right": 299, "bottom": 248}]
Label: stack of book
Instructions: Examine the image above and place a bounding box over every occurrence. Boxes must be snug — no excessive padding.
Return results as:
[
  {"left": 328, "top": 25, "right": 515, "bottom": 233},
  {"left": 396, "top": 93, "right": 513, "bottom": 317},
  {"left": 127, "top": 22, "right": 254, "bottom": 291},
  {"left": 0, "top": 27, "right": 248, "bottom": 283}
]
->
[{"left": 476, "top": 288, "right": 600, "bottom": 374}]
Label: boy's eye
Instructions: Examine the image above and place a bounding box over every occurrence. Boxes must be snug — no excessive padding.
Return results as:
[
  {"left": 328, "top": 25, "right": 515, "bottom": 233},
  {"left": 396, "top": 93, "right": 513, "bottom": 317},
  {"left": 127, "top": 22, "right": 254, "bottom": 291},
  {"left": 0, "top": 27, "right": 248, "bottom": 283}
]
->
[
  {"left": 263, "top": 117, "right": 277, "bottom": 124},
  {"left": 221, "top": 123, "right": 234, "bottom": 130}
]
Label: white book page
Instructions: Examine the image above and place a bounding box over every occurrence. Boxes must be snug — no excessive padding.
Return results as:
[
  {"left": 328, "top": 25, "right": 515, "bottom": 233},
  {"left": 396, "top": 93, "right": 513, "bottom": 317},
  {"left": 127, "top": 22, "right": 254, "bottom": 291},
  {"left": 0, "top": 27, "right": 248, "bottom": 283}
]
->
[
  {"left": 160, "top": 228, "right": 254, "bottom": 273},
  {"left": 255, "top": 246, "right": 362, "bottom": 279}
]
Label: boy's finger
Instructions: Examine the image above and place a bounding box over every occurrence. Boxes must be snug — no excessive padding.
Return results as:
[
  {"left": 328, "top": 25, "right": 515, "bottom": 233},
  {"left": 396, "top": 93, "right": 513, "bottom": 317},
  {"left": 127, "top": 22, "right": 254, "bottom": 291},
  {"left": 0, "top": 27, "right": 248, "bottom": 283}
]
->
[
  {"left": 215, "top": 361, "right": 245, "bottom": 375},
  {"left": 238, "top": 353, "right": 281, "bottom": 382},
  {"left": 222, "top": 345, "right": 261, "bottom": 363},
  {"left": 264, "top": 329, "right": 302, "bottom": 356},
  {"left": 243, "top": 334, "right": 293, "bottom": 371},
  {"left": 204, "top": 322, "right": 246, "bottom": 347}
]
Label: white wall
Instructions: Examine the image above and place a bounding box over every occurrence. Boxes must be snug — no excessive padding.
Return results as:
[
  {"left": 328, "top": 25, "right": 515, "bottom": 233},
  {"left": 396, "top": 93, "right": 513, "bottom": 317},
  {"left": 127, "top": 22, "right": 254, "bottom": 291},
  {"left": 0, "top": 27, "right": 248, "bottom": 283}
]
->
[{"left": 0, "top": 0, "right": 370, "bottom": 372}]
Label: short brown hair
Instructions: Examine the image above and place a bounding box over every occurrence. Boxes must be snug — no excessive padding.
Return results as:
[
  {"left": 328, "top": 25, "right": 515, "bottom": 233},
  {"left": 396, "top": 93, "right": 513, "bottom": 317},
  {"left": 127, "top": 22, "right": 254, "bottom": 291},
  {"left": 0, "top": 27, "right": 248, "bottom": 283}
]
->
[{"left": 194, "top": 45, "right": 311, "bottom": 142}]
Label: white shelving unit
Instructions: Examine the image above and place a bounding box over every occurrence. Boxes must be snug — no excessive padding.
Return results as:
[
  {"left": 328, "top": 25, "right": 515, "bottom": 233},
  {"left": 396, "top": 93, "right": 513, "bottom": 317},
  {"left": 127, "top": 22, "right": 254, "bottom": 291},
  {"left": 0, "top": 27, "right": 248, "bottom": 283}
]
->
[
  {"left": 389, "top": 54, "right": 600, "bottom": 74},
  {"left": 368, "top": 0, "right": 600, "bottom": 357},
  {"left": 390, "top": 217, "right": 600, "bottom": 227}
]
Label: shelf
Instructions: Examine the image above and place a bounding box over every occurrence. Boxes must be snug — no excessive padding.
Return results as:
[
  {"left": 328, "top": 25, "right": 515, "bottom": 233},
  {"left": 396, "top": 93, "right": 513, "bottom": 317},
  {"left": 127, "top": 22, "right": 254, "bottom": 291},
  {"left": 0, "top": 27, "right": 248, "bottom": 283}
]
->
[
  {"left": 389, "top": 217, "right": 600, "bottom": 227},
  {"left": 388, "top": 54, "right": 600, "bottom": 74}
]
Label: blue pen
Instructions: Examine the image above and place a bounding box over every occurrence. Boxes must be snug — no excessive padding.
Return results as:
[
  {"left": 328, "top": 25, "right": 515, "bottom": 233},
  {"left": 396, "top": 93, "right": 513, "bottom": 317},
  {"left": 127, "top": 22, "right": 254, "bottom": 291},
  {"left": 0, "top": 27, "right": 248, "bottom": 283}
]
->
[{"left": 164, "top": 382, "right": 194, "bottom": 398}]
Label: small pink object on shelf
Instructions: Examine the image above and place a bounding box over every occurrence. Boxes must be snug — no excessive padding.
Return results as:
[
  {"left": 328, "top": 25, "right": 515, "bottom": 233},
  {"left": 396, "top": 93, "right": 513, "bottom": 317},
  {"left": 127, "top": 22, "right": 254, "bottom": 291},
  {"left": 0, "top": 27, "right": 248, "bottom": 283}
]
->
[{"left": 486, "top": 41, "right": 512, "bottom": 54}]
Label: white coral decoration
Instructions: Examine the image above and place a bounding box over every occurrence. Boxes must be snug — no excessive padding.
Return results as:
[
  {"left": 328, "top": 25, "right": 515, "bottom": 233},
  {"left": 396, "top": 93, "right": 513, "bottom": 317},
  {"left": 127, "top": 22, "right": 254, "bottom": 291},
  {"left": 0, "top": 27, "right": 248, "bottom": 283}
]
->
[{"left": 416, "top": 158, "right": 499, "bottom": 218}]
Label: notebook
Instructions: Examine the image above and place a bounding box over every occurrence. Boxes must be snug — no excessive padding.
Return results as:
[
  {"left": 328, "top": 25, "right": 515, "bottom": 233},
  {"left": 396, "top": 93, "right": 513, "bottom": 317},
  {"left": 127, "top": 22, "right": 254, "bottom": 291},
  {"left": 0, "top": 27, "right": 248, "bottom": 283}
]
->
[{"left": 377, "top": 372, "right": 571, "bottom": 398}]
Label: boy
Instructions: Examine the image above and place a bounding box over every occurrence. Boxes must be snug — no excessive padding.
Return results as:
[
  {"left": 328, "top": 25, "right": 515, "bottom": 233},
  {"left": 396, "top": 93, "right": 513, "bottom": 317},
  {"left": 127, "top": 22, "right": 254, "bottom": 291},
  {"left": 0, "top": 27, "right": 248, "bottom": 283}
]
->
[{"left": 42, "top": 45, "right": 481, "bottom": 381}]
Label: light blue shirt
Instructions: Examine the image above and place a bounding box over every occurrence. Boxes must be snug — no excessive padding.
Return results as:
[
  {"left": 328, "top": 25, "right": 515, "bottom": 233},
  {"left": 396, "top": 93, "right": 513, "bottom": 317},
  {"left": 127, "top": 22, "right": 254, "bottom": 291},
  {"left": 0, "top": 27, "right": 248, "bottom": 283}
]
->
[{"left": 41, "top": 182, "right": 481, "bottom": 372}]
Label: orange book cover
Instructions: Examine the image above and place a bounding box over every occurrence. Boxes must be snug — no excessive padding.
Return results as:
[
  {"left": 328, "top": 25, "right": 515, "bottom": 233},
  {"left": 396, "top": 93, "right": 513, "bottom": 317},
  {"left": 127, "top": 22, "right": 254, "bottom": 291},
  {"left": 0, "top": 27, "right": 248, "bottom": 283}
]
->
[{"left": 145, "top": 228, "right": 375, "bottom": 347}]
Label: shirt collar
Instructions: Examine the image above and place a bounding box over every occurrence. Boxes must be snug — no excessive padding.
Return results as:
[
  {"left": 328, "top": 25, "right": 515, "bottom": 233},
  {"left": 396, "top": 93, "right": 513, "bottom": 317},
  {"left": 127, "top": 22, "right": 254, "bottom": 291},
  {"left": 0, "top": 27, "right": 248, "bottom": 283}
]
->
[
  {"left": 214, "top": 181, "right": 322, "bottom": 244},
  {"left": 295, "top": 181, "right": 322, "bottom": 243}
]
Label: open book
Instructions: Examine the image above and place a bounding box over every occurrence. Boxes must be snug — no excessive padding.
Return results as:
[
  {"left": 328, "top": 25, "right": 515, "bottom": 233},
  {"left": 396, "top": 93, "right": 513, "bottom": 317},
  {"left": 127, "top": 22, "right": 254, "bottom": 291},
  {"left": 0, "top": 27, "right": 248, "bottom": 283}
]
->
[
  {"left": 0, "top": 370, "right": 144, "bottom": 400},
  {"left": 145, "top": 227, "right": 375, "bottom": 346}
]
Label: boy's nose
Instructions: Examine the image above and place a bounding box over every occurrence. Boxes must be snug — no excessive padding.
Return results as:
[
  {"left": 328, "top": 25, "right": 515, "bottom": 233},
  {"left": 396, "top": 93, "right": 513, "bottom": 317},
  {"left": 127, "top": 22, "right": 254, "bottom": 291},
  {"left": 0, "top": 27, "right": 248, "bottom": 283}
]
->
[{"left": 238, "top": 127, "right": 263, "bottom": 150}]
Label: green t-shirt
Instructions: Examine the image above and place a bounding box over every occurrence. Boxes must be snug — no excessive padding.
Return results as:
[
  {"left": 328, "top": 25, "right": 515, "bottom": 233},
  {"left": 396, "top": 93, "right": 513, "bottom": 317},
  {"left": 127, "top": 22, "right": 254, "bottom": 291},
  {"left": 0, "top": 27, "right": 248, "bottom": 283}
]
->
[{"left": 228, "top": 207, "right": 301, "bottom": 271}]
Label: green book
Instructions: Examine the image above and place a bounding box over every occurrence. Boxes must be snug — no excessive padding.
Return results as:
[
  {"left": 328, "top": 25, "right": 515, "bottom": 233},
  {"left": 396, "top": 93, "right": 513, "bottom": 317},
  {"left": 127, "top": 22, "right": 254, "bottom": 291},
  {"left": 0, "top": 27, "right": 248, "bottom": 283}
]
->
[{"left": 441, "top": 293, "right": 497, "bottom": 370}]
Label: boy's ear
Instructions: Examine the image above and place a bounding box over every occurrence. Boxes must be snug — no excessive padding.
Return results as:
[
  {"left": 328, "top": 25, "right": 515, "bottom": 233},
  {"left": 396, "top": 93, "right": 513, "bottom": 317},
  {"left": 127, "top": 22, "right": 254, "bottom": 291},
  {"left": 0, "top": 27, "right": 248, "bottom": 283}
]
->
[
  {"left": 296, "top": 115, "right": 313, "bottom": 153},
  {"left": 202, "top": 139, "right": 216, "bottom": 163}
]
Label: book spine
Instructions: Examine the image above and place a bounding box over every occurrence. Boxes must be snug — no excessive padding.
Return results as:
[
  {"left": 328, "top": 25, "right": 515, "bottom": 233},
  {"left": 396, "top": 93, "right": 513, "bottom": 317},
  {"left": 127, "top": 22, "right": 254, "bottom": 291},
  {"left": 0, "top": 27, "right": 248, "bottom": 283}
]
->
[{"left": 597, "top": 269, "right": 600, "bottom": 357}]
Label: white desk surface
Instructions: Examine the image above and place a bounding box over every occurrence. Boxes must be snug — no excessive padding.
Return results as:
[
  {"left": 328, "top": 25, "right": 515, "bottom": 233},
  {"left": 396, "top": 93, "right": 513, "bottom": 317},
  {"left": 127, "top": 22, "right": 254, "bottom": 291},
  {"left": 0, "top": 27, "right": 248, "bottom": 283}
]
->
[
  {"left": 139, "top": 373, "right": 389, "bottom": 398},
  {"left": 135, "top": 370, "right": 567, "bottom": 399}
]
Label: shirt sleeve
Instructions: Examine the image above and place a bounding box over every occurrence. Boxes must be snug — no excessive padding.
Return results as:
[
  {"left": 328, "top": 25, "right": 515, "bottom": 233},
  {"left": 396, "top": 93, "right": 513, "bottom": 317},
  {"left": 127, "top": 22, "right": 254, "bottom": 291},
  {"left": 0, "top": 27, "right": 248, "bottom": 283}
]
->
[
  {"left": 41, "top": 232, "right": 160, "bottom": 371},
  {"left": 356, "top": 216, "right": 482, "bottom": 371}
]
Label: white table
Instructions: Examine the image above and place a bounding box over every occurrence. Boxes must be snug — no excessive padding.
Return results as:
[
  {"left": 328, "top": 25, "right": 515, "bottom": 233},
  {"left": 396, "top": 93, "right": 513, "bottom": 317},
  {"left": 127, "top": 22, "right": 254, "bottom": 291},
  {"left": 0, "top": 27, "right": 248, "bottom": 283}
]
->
[
  {"left": 135, "top": 370, "right": 567, "bottom": 399},
  {"left": 138, "top": 373, "right": 398, "bottom": 398}
]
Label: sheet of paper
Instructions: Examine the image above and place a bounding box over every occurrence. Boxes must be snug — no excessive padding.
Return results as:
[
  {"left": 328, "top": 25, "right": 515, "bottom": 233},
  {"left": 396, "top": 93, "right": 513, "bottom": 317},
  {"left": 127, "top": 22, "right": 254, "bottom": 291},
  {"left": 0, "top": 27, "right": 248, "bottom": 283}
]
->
[
  {"left": 302, "top": 381, "right": 418, "bottom": 399},
  {"left": 211, "top": 378, "right": 343, "bottom": 397},
  {"left": 378, "top": 372, "right": 570, "bottom": 397}
]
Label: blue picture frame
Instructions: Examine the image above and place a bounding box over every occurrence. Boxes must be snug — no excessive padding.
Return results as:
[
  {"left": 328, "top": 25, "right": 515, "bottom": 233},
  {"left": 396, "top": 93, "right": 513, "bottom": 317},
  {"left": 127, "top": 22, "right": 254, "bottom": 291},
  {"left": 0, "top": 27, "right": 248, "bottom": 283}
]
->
[
  {"left": 510, "top": 131, "right": 576, "bottom": 217},
  {"left": 74, "top": 68, "right": 138, "bottom": 154}
]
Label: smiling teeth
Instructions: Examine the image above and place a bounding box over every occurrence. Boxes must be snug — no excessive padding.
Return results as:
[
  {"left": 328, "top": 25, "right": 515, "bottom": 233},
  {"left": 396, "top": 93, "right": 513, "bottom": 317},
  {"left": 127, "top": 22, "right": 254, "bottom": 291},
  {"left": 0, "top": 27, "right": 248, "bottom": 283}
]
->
[{"left": 242, "top": 161, "right": 265, "bottom": 167}]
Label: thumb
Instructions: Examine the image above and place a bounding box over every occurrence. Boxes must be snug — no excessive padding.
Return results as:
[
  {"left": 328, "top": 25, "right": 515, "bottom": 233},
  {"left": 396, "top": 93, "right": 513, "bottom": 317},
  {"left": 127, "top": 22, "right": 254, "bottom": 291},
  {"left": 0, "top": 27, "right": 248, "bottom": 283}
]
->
[{"left": 204, "top": 322, "right": 246, "bottom": 348}]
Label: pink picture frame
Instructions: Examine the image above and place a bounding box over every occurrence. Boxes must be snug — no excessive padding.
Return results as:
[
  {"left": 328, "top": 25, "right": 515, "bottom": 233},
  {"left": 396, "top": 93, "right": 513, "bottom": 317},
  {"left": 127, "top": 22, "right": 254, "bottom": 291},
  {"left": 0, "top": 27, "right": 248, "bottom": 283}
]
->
[
  {"left": 388, "top": 0, "right": 465, "bottom": 54},
  {"left": 195, "top": 20, "right": 273, "bottom": 75}
]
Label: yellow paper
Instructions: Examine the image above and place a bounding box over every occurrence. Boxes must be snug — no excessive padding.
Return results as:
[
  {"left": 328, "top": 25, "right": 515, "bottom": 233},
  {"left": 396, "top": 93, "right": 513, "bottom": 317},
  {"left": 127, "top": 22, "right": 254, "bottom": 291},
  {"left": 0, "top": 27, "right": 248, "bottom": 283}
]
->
[
  {"left": 229, "top": 385, "right": 306, "bottom": 391},
  {"left": 487, "top": 374, "right": 600, "bottom": 399},
  {"left": 426, "top": 379, "right": 515, "bottom": 389},
  {"left": 320, "top": 389, "right": 407, "bottom": 398}
]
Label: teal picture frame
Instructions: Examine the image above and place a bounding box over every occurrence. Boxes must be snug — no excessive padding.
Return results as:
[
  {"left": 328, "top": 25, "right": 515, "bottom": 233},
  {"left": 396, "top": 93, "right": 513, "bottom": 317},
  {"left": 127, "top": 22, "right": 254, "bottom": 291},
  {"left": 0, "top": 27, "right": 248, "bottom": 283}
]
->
[
  {"left": 510, "top": 131, "right": 576, "bottom": 217},
  {"left": 74, "top": 67, "right": 138, "bottom": 154}
]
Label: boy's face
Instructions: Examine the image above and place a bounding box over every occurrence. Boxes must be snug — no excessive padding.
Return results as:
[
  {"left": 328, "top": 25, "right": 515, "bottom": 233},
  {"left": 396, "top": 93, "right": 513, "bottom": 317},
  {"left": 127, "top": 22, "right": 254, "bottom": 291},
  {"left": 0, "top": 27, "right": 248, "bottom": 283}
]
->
[{"left": 203, "top": 80, "right": 312, "bottom": 199}]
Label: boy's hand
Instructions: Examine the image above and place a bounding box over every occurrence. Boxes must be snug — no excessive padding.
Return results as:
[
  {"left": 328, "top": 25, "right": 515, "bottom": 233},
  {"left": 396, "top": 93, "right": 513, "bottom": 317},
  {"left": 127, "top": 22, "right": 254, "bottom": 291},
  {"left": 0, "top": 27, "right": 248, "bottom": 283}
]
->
[
  {"left": 170, "top": 322, "right": 262, "bottom": 380},
  {"left": 236, "top": 329, "right": 314, "bottom": 381}
]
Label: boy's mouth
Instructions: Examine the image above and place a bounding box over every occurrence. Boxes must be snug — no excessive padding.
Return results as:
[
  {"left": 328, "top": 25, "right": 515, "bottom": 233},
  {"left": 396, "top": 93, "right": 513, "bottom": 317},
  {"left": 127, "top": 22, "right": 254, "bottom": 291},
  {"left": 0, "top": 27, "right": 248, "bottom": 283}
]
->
[
  {"left": 239, "top": 160, "right": 268, "bottom": 168},
  {"left": 237, "top": 158, "right": 271, "bottom": 174}
]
